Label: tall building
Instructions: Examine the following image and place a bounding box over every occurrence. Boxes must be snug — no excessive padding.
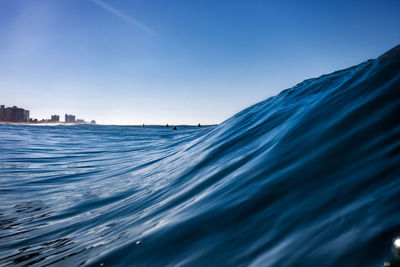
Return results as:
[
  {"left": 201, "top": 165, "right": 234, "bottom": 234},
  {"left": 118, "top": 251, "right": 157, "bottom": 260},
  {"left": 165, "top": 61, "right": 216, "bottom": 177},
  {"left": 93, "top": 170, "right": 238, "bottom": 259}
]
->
[
  {"left": 0, "top": 105, "right": 5, "bottom": 121},
  {"left": 12, "top": 106, "right": 25, "bottom": 122},
  {"left": 24, "top": 110, "right": 30, "bottom": 122},
  {"left": 51, "top": 115, "right": 60, "bottom": 122},
  {"left": 65, "top": 114, "right": 76, "bottom": 123},
  {"left": 0, "top": 105, "right": 28, "bottom": 122}
]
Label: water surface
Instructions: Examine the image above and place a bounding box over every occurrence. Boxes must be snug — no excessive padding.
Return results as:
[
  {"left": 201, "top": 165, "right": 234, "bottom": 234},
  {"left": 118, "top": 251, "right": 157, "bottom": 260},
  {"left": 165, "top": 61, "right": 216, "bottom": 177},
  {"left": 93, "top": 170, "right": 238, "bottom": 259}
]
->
[{"left": 1, "top": 46, "right": 400, "bottom": 266}]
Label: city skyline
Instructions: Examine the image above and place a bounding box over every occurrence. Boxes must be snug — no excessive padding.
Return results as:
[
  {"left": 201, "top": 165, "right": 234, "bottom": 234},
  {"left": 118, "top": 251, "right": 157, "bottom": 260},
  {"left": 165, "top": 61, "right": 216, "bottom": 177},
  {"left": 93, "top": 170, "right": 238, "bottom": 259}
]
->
[
  {"left": 1, "top": 0, "right": 399, "bottom": 125},
  {"left": 0, "top": 104, "right": 95, "bottom": 124}
]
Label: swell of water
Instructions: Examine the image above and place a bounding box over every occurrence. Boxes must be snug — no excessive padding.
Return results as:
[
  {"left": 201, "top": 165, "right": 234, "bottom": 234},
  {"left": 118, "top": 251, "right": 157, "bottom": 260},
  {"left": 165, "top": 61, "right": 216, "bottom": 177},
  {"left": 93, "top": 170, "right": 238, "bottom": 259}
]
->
[{"left": 0, "top": 45, "right": 399, "bottom": 266}]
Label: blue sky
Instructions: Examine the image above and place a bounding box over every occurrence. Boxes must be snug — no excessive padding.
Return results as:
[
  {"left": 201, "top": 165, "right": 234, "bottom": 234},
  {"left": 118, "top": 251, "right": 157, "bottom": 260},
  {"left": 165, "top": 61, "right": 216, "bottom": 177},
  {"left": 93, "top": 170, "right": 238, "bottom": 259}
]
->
[{"left": 0, "top": 0, "right": 399, "bottom": 125}]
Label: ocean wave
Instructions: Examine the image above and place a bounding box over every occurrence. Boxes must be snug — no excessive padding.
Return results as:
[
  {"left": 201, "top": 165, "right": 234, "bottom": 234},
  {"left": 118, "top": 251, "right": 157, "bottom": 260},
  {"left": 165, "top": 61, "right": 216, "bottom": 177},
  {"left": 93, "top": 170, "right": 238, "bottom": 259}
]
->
[{"left": 0, "top": 45, "right": 399, "bottom": 266}]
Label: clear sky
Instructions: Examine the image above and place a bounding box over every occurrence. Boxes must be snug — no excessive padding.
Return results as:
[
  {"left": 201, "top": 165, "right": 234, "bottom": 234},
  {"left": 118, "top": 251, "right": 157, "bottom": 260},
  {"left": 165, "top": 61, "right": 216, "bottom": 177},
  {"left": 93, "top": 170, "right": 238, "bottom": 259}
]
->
[{"left": 0, "top": 0, "right": 399, "bottom": 125}]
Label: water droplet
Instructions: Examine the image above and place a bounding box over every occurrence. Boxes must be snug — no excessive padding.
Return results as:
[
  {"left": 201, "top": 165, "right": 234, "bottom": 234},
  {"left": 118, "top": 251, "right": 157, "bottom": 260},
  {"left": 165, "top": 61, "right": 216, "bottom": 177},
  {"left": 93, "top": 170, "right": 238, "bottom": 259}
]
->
[{"left": 394, "top": 237, "right": 400, "bottom": 249}]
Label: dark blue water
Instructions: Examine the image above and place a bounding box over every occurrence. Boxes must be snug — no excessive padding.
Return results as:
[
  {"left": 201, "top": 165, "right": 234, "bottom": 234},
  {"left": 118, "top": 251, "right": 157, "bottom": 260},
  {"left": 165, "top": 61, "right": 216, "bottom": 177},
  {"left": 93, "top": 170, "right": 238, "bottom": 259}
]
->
[{"left": 1, "top": 45, "right": 400, "bottom": 266}]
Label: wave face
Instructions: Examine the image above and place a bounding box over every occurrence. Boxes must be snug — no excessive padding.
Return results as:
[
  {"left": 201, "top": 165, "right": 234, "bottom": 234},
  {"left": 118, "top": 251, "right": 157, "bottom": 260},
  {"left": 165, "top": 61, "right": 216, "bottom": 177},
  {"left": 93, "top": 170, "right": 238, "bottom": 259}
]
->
[{"left": 1, "top": 46, "right": 400, "bottom": 266}]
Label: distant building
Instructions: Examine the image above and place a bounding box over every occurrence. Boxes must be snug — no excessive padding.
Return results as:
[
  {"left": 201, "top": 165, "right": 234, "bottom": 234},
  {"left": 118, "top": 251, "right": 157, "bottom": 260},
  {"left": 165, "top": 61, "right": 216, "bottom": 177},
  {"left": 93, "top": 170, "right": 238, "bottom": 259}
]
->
[
  {"left": 0, "top": 105, "right": 5, "bottom": 121},
  {"left": 51, "top": 115, "right": 60, "bottom": 122},
  {"left": 90, "top": 120, "right": 96, "bottom": 124},
  {"left": 0, "top": 105, "right": 29, "bottom": 122},
  {"left": 10, "top": 106, "right": 23, "bottom": 122},
  {"left": 24, "top": 110, "right": 30, "bottom": 122},
  {"left": 65, "top": 114, "right": 76, "bottom": 123},
  {"left": 76, "top": 119, "right": 85, "bottom": 124}
]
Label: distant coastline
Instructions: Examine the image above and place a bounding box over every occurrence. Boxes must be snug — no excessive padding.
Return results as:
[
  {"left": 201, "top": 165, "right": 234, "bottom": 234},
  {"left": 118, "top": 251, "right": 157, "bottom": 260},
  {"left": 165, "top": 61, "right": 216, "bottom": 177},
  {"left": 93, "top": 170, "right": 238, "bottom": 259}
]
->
[
  {"left": 0, "top": 121, "right": 95, "bottom": 126},
  {"left": 0, "top": 105, "right": 96, "bottom": 125},
  {"left": 0, "top": 121, "right": 217, "bottom": 127}
]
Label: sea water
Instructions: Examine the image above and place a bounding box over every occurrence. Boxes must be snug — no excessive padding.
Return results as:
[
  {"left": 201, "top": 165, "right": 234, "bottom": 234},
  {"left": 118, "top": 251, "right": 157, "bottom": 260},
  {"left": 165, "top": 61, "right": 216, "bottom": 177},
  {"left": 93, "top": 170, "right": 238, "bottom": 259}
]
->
[{"left": 0, "top": 46, "right": 399, "bottom": 266}]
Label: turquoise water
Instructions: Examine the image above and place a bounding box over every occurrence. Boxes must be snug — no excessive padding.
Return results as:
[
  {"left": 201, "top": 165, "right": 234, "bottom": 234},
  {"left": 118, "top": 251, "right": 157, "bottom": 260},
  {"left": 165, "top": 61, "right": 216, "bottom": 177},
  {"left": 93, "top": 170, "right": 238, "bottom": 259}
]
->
[{"left": 0, "top": 45, "right": 399, "bottom": 266}]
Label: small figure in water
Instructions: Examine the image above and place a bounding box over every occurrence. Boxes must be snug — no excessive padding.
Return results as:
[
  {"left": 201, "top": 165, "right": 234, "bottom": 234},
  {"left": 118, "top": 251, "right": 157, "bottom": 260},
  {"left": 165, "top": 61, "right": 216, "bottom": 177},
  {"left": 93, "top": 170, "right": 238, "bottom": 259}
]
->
[
  {"left": 166, "top": 123, "right": 169, "bottom": 127},
  {"left": 142, "top": 124, "right": 144, "bottom": 127},
  {"left": 173, "top": 126, "right": 177, "bottom": 130},
  {"left": 197, "top": 123, "right": 201, "bottom": 127}
]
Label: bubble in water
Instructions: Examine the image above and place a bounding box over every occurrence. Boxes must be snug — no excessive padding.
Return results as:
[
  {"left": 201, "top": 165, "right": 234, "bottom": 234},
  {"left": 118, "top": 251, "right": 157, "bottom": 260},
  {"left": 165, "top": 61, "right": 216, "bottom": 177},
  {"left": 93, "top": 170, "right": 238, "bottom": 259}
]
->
[{"left": 394, "top": 238, "right": 400, "bottom": 249}]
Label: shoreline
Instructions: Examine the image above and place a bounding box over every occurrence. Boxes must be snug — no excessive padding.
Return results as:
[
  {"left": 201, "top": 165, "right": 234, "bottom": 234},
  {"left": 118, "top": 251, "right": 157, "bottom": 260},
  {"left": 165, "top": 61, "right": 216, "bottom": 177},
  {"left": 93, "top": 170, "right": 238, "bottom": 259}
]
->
[
  {"left": 0, "top": 122, "right": 92, "bottom": 126},
  {"left": 0, "top": 122, "right": 217, "bottom": 127}
]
